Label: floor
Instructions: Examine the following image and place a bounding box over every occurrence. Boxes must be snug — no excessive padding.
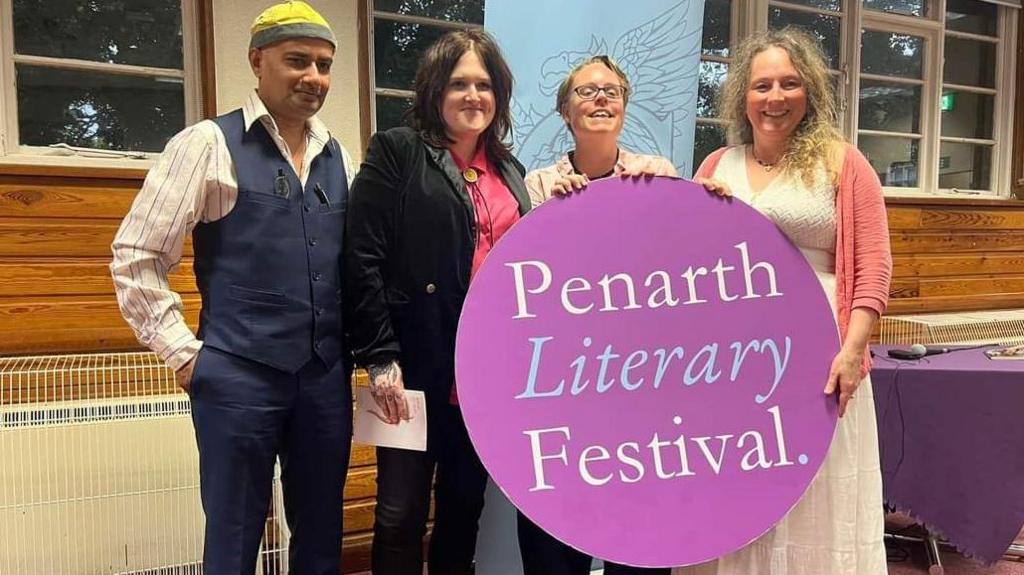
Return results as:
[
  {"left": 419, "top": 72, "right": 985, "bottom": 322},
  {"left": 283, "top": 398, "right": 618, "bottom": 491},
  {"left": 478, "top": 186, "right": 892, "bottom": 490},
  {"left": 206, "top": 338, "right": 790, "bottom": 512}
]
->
[
  {"left": 884, "top": 515, "right": 1024, "bottom": 574},
  {"left": 351, "top": 522, "right": 1024, "bottom": 574},
  {"left": 353, "top": 550, "right": 1024, "bottom": 574},
  {"left": 885, "top": 548, "right": 1024, "bottom": 574}
]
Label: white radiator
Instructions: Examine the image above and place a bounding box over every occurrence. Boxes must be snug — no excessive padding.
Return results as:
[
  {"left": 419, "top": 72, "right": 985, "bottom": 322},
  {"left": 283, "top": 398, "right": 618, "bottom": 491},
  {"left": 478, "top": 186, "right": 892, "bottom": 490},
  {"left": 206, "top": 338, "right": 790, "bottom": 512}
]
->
[
  {"left": 0, "top": 352, "right": 290, "bottom": 575},
  {"left": 879, "top": 308, "right": 1024, "bottom": 346}
]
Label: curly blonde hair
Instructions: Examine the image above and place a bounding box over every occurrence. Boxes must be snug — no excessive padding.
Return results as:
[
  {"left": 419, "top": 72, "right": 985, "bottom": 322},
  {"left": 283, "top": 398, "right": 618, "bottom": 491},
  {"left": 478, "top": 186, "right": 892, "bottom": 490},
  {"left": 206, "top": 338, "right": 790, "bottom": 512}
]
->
[{"left": 719, "top": 27, "right": 843, "bottom": 185}]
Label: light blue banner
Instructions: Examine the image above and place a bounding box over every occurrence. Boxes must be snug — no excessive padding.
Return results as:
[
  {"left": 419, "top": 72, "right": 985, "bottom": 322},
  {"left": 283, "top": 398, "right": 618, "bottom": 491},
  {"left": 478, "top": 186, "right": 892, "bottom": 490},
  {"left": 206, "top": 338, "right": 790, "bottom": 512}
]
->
[
  {"left": 473, "top": 5, "right": 706, "bottom": 573},
  {"left": 485, "top": 0, "right": 706, "bottom": 176}
]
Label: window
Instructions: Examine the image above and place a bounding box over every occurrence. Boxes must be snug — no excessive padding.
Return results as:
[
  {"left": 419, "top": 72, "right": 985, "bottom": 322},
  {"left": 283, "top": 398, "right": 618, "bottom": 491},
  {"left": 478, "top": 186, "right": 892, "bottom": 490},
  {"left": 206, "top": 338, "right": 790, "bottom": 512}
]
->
[
  {"left": 768, "top": 0, "right": 847, "bottom": 126},
  {"left": 368, "top": 0, "right": 484, "bottom": 132},
  {"left": 365, "top": 0, "right": 1019, "bottom": 196},
  {"left": 0, "top": 0, "right": 203, "bottom": 159},
  {"left": 855, "top": 0, "right": 1015, "bottom": 195},
  {"left": 856, "top": 27, "right": 929, "bottom": 188},
  {"left": 695, "top": 0, "right": 733, "bottom": 170},
  {"left": 938, "top": 0, "right": 1001, "bottom": 191},
  {"left": 707, "top": 0, "right": 1019, "bottom": 197}
]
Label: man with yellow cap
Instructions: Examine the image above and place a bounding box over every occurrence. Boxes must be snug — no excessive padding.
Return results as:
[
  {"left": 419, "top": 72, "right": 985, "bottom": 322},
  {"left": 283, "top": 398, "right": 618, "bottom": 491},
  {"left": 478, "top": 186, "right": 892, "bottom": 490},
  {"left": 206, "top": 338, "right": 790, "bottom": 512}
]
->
[{"left": 111, "top": 2, "right": 354, "bottom": 573}]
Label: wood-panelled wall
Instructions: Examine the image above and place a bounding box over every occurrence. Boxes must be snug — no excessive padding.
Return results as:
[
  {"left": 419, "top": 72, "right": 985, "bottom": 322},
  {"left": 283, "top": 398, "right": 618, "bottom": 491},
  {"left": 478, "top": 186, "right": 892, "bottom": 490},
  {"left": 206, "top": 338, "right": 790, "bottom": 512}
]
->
[
  {"left": 885, "top": 197, "right": 1024, "bottom": 314},
  {"left": 2, "top": 165, "right": 1023, "bottom": 572},
  {"left": 0, "top": 168, "right": 172, "bottom": 354}
]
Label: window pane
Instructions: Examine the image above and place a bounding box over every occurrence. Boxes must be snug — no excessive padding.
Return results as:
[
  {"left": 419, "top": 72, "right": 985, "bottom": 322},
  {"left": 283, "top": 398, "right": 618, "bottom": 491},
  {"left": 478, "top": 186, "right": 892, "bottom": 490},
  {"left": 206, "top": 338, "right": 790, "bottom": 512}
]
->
[
  {"left": 858, "top": 135, "right": 919, "bottom": 187},
  {"left": 775, "top": 0, "right": 842, "bottom": 11},
  {"left": 858, "top": 80, "right": 921, "bottom": 133},
  {"left": 375, "top": 95, "right": 413, "bottom": 132},
  {"left": 375, "top": 0, "right": 484, "bottom": 24},
  {"left": 946, "top": 0, "right": 997, "bottom": 36},
  {"left": 694, "top": 123, "right": 727, "bottom": 173},
  {"left": 769, "top": 8, "right": 840, "bottom": 69},
  {"left": 943, "top": 37, "right": 996, "bottom": 88},
  {"left": 939, "top": 142, "right": 992, "bottom": 190},
  {"left": 12, "top": 0, "right": 183, "bottom": 69},
  {"left": 940, "top": 90, "right": 994, "bottom": 140},
  {"left": 698, "top": 61, "right": 727, "bottom": 118},
  {"left": 862, "top": 0, "right": 928, "bottom": 17},
  {"left": 374, "top": 21, "right": 451, "bottom": 90},
  {"left": 16, "top": 65, "right": 184, "bottom": 152},
  {"left": 861, "top": 30, "right": 924, "bottom": 79},
  {"left": 701, "top": 0, "right": 731, "bottom": 57}
]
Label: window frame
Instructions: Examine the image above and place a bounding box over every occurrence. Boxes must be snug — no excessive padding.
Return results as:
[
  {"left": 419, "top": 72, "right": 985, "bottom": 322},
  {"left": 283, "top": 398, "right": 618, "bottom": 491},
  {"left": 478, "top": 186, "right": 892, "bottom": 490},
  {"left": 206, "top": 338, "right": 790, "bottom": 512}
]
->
[
  {"left": 365, "top": 0, "right": 482, "bottom": 135},
  {"left": 360, "top": 0, "right": 1021, "bottom": 199},
  {"left": 694, "top": 0, "right": 741, "bottom": 170},
  {"left": 764, "top": 0, "right": 1019, "bottom": 198},
  {"left": 854, "top": 10, "right": 942, "bottom": 194},
  {"left": 0, "top": 0, "right": 206, "bottom": 168}
]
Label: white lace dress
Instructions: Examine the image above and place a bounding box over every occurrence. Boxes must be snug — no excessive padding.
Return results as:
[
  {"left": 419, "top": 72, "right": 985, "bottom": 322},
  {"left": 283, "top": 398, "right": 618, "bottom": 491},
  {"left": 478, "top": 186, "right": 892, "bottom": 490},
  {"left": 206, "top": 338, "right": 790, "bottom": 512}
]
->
[{"left": 672, "top": 147, "right": 887, "bottom": 575}]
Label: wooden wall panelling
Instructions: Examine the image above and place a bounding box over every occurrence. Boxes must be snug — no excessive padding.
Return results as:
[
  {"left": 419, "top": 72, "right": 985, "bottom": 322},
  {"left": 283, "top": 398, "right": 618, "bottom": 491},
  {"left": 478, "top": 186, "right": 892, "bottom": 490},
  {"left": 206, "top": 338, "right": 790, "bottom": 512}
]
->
[
  {"left": 341, "top": 532, "right": 375, "bottom": 574},
  {"left": 886, "top": 293, "right": 1024, "bottom": 314},
  {"left": 0, "top": 174, "right": 197, "bottom": 356},
  {"left": 884, "top": 202, "right": 1024, "bottom": 315},
  {"left": 0, "top": 295, "right": 201, "bottom": 355},
  {"left": 890, "top": 230, "right": 1024, "bottom": 254},
  {"left": 1, "top": 181, "right": 139, "bottom": 218},
  {"left": 0, "top": 258, "right": 196, "bottom": 296},
  {"left": 891, "top": 254, "right": 1024, "bottom": 277},
  {"left": 0, "top": 218, "right": 194, "bottom": 257}
]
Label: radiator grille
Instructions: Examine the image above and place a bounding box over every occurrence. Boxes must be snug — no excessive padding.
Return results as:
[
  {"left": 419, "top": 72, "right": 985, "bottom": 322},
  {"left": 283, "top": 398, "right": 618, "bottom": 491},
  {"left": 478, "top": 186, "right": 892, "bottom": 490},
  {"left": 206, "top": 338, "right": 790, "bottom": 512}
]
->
[{"left": 1, "top": 352, "right": 290, "bottom": 574}]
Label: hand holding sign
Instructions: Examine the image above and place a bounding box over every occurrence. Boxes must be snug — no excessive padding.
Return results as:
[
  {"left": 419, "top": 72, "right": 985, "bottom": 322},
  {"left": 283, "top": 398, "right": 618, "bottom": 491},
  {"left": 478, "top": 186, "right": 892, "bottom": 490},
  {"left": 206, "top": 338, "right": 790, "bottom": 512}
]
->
[{"left": 456, "top": 177, "right": 839, "bottom": 568}]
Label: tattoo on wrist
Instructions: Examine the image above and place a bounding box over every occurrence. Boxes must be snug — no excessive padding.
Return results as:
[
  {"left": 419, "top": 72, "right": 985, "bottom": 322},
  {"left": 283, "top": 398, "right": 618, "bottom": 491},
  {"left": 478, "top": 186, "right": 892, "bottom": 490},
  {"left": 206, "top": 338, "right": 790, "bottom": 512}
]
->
[{"left": 367, "top": 361, "right": 397, "bottom": 383}]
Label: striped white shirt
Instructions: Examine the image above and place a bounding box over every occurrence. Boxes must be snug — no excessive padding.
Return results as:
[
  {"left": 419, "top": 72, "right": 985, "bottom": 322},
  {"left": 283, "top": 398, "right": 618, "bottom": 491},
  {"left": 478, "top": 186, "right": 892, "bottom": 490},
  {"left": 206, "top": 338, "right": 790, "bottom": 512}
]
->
[{"left": 110, "top": 90, "right": 356, "bottom": 371}]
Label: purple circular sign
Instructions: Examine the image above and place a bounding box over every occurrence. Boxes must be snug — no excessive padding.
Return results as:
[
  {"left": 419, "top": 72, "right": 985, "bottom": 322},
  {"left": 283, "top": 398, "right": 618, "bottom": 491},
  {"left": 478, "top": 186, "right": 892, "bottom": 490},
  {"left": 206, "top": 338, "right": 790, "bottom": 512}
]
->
[{"left": 456, "top": 177, "right": 839, "bottom": 567}]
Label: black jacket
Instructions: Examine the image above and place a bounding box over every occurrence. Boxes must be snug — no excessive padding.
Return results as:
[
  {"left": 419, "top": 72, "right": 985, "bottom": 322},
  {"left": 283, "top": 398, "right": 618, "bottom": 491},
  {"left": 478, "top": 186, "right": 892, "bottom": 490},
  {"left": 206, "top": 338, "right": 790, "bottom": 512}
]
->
[{"left": 344, "top": 127, "right": 531, "bottom": 402}]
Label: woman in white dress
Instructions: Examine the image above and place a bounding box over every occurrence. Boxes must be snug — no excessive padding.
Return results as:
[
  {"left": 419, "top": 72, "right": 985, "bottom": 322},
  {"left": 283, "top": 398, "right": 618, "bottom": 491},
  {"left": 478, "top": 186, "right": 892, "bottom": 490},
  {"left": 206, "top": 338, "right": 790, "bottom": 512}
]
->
[{"left": 681, "top": 27, "right": 893, "bottom": 575}]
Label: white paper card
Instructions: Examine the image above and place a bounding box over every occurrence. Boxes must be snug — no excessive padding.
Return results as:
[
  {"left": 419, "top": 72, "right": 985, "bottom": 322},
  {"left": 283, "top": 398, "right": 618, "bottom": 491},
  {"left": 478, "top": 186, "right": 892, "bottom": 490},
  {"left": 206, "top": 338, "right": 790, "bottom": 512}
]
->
[{"left": 353, "top": 387, "right": 427, "bottom": 451}]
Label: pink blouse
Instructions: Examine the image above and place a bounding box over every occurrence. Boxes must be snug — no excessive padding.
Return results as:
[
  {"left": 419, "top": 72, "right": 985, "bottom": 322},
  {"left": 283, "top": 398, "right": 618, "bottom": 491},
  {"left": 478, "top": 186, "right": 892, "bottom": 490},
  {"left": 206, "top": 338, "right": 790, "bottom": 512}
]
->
[
  {"left": 451, "top": 145, "right": 521, "bottom": 279},
  {"left": 525, "top": 149, "right": 678, "bottom": 208},
  {"left": 449, "top": 145, "right": 520, "bottom": 404}
]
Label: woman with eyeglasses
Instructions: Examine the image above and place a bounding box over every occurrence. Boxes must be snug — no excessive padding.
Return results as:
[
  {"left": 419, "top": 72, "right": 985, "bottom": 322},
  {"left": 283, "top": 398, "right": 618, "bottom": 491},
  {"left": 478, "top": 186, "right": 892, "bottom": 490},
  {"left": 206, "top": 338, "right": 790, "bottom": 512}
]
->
[
  {"left": 517, "top": 55, "right": 673, "bottom": 575},
  {"left": 524, "top": 55, "right": 678, "bottom": 207}
]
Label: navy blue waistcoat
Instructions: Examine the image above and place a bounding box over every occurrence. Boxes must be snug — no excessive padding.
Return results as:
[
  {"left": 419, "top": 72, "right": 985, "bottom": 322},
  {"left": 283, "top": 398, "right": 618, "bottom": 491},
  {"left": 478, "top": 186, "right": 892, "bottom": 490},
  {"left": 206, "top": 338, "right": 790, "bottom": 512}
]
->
[{"left": 193, "top": 110, "right": 348, "bottom": 373}]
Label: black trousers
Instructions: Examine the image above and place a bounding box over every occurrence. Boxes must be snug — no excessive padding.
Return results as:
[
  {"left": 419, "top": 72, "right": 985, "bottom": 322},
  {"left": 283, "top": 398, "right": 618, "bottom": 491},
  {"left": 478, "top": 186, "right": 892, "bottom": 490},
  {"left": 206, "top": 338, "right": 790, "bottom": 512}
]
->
[
  {"left": 189, "top": 348, "right": 352, "bottom": 575},
  {"left": 371, "top": 403, "right": 489, "bottom": 575},
  {"left": 517, "top": 513, "right": 671, "bottom": 575}
]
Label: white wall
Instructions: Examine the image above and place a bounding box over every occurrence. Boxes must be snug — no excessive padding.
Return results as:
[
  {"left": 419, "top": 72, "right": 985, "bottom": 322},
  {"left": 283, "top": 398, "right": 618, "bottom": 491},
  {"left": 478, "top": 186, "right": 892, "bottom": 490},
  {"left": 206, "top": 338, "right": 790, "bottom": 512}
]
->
[{"left": 213, "top": 0, "right": 364, "bottom": 162}]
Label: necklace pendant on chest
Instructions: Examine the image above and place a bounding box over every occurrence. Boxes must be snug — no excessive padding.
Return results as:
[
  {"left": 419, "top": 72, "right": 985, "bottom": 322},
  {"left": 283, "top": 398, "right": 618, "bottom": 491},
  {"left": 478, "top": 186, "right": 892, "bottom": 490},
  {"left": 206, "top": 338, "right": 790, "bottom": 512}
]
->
[{"left": 463, "top": 167, "right": 479, "bottom": 183}]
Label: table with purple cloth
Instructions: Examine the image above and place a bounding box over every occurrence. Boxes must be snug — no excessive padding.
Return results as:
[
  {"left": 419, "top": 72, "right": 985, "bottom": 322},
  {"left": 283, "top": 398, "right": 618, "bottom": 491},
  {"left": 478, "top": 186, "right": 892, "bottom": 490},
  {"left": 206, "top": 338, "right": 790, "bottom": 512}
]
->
[{"left": 870, "top": 345, "right": 1024, "bottom": 563}]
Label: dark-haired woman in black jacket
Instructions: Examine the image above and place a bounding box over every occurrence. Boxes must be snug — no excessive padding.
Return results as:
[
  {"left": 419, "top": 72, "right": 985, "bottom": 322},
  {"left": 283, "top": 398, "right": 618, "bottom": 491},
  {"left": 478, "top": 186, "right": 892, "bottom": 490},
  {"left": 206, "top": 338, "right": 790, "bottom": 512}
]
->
[{"left": 344, "top": 28, "right": 530, "bottom": 575}]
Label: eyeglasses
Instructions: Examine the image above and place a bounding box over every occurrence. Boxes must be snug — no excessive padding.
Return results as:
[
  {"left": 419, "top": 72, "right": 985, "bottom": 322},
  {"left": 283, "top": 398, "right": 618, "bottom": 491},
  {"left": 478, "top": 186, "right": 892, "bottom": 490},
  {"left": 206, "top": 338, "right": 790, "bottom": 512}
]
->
[{"left": 573, "top": 84, "right": 627, "bottom": 101}]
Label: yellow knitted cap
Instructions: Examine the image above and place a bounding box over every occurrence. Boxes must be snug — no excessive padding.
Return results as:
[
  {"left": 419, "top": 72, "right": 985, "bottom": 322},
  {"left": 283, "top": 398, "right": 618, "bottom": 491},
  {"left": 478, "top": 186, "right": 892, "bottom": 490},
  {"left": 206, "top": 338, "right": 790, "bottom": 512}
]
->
[{"left": 250, "top": 1, "right": 336, "bottom": 49}]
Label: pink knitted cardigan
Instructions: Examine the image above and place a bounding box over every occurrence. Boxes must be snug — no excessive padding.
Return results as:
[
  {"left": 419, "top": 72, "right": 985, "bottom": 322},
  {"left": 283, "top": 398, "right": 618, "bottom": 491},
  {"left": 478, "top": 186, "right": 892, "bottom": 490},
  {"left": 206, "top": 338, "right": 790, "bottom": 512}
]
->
[{"left": 695, "top": 145, "right": 893, "bottom": 376}]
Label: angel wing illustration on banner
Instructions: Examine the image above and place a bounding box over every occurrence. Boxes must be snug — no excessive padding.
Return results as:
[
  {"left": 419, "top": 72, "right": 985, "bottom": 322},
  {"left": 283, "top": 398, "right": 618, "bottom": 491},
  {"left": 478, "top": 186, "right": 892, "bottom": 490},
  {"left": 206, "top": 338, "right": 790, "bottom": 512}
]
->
[{"left": 512, "top": 0, "right": 703, "bottom": 174}]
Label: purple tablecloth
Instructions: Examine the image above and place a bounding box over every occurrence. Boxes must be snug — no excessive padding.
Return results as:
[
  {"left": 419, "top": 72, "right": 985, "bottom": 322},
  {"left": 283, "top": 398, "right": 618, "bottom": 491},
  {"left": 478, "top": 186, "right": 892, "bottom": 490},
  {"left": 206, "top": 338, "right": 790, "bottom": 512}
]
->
[{"left": 871, "top": 345, "right": 1024, "bottom": 564}]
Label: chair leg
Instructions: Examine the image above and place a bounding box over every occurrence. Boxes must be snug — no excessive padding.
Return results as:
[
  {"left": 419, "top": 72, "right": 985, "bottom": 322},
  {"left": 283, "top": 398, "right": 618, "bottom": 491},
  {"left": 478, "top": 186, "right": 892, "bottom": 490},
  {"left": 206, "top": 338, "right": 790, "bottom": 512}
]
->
[{"left": 924, "top": 531, "right": 945, "bottom": 575}]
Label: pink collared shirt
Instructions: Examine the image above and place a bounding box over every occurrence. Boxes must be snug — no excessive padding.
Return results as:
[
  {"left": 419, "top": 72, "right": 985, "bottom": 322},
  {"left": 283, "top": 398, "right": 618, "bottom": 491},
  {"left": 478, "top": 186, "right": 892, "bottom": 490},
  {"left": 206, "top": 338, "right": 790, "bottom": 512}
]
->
[
  {"left": 524, "top": 148, "right": 678, "bottom": 208},
  {"left": 451, "top": 145, "right": 521, "bottom": 278},
  {"left": 450, "top": 144, "right": 520, "bottom": 405}
]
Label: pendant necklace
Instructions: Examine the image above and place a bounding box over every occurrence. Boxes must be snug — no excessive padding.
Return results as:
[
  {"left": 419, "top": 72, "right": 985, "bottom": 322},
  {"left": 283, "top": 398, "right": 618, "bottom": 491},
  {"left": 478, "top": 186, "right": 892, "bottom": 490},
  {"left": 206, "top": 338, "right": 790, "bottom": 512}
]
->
[{"left": 752, "top": 149, "right": 779, "bottom": 173}]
